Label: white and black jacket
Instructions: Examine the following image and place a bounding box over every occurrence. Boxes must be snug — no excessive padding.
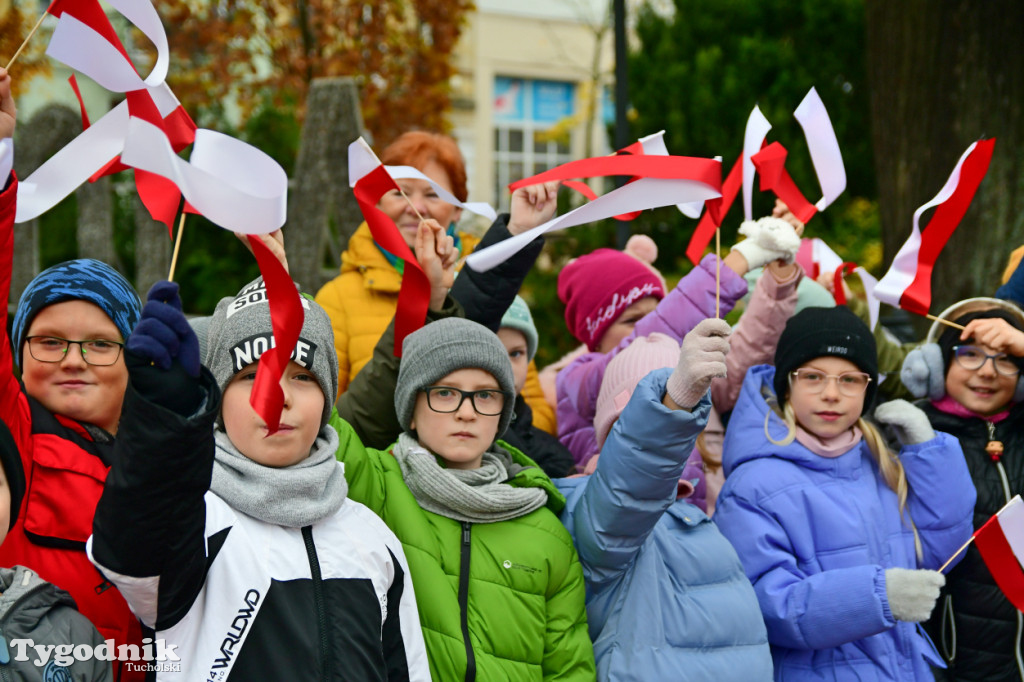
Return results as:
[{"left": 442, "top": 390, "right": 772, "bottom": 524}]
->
[{"left": 87, "top": 361, "right": 430, "bottom": 681}]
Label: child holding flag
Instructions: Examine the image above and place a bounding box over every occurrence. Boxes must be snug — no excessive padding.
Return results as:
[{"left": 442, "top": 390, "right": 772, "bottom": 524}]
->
[
  {"left": 0, "top": 67, "right": 146, "bottom": 682},
  {"left": 901, "top": 297, "right": 1024, "bottom": 680},
  {"left": 714, "top": 306, "right": 975, "bottom": 680}
]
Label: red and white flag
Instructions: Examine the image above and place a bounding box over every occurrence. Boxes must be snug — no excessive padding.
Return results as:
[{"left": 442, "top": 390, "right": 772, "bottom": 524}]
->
[
  {"left": 348, "top": 138, "right": 430, "bottom": 355},
  {"left": 974, "top": 495, "right": 1024, "bottom": 612},
  {"left": 873, "top": 139, "right": 996, "bottom": 316}
]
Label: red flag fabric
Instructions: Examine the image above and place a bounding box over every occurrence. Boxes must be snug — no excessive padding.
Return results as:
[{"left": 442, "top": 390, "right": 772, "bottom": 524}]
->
[
  {"left": 686, "top": 154, "right": 743, "bottom": 264},
  {"left": 974, "top": 495, "right": 1024, "bottom": 612},
  {"left": 350, "top": 164, "right": 430, "bottom": 356},
  {"left": 832, "top": 262, "right": 859, "bottom": 306},
  {"left": 246, "top": 235, "right": 304, "bottom": 434},
  {"left": 751, "top": 142, "right": 819, "bottom": 225},
  {"left": 67, "top": 75, "right": 90, "bottom": 130}
]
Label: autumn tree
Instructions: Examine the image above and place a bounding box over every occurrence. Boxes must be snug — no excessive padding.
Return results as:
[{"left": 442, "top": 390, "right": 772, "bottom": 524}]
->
[
  {"left": 1, "top": 0, "right": 52, "bottom": 96},
  {"left": 153, "top": 0, "right": 473, "bottom": 146}
]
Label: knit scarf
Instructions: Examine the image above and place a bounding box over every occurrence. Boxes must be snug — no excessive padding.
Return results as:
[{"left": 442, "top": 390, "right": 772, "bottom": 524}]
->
[
  {"left": 795, "top": 424, "right": 864, "bottom": 459},
  {"left": 391, "top": 433, "right": 548, "bottom": 524},
  {"left": 211, "top": 425, "right": 347, "bottom": 527}
]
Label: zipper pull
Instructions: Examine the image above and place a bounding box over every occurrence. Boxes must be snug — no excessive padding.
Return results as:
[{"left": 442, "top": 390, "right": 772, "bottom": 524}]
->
[
  {"left": 462, "top": 522, "right": 471, "bottom": 545},
  {"left": 95, "top": 579, "right": 113, "bottom": 595},
  {"left": 0, "top": 634, "right": 10, "bottom": 665},
  {"left": 986, "top": 421, "right": 1004, "bottom": 462}
]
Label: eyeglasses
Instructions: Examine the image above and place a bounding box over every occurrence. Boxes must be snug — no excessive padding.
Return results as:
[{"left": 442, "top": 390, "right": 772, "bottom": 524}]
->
[
  {"left": 25, "top": 336, "right": 125, "bottom": 366},
  {"left": 423, "top": 386, "right": 508, "bottom": 416},
  {"left": 789, "top": 368, "right": 872, "bottom": 397},
  {"left": 952, "top": 345, "right": 1021, "bottom": 376}
]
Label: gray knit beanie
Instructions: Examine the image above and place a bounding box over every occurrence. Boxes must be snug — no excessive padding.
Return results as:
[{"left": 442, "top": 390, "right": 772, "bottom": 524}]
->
[
  {"left": 500, "top": 295, "right": 539, "bottom": 361},
  {"left": 206, "top": 278, "right": 338, "bottom": 427},
  {"left": 395, "top": 318, "right": 516, "bottom": 437}
]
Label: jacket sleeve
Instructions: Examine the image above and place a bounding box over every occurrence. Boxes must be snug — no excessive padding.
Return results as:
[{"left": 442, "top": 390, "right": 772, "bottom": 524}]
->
[
  {"left": 711, "top": 264, "right": 801, "bottom": 413},
  {"left": 713, "top": 483, "right": 896, "bottom": 650},
  {"left": 541, "top": 531, "right": 597, "bottom": 680},
  {"left": 451, "top": 213, "right": 544, "bottom": 332},
  {"left": 898, "top": 432, "right": 976, "bottom": 570},
  {"left": 314, "top": 280, "right": 352, "bottom": 394},
  {"left": 555, "top": 254, "right": 747, "bottom": 461},
  {"left": 0, "top": 174, "right": 36, "bottom": 475},
  {"left": 88, "top": 360, "right": 221, "bottom": 630},
  {"left": 329, "top": 413, "right": 391, "bottom": 516},
  {"left": 522, "top": 361, "right": 557, "bottom": 436},
  {"left": 337, "top": 295, "right": 464, "bottom": 450},
  {"left": 566, "top": 368, "right": 709, "bottom": 584}
]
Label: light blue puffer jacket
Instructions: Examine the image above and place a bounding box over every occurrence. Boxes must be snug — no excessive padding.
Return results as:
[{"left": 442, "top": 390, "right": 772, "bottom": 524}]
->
[
  {"left": 714, "top": 364, "right": 976, "bottom": 681},
  {"left": 557, "top": 367, "right": 773, "bottom": 681}
]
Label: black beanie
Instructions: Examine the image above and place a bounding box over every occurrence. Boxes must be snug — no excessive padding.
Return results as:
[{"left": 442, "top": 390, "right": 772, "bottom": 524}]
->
[
  {"left": 0, "top": 421, "right": 25, "bottom": 531},
  {"left": 774, "top": 306, "right": 878, "bottom": 407},
  {"left": 937, "top": 309, "right": 1024, "bottom": 374}
]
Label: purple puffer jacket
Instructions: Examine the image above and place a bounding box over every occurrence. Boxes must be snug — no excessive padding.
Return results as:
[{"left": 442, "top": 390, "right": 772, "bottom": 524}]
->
[{"left": 556, "top": 254, "right": 748, "bottom": 467}]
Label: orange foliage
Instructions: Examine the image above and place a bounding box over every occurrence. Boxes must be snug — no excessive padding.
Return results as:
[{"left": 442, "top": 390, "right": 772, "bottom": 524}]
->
[
  {"left": 0, "top": 1, "right": 52, "bottom": 97},
  {"left": 153, "top": 0, "right": 473, "bottom": 144}
]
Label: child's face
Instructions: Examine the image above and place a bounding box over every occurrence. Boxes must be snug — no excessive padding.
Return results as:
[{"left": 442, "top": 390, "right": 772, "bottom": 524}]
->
[
  {"left": 377, "top": 160, "right": 462, "bottom": 250},
  {"left": 597, "top": 296, "right": 658, "bottom": 353},
  {"left": 496, "top": 328, "right": 528, "bottom": 395},
  {"left": 222, "top": 360, "right": 325, "bottom": 468},
  {"left": 945, "top": 340, "right": 1017, "bottom": 415},
  {"left": 21, "top": 300, "right": 128, "bottom": 435},
  {"left": 410, "top": 368, "right": 503, "bottom": 470},
  {"left": 788, "top": 356, "right": 866, "bottom": 441}
]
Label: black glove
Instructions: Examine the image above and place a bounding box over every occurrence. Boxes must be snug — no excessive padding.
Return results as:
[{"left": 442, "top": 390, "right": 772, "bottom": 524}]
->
[{"left": 126, "top": 281, "right": 203, "bottom": 414}]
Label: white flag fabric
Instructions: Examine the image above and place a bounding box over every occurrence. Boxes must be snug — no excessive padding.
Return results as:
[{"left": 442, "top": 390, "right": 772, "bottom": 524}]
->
[
  {"left": 794, "top": 87, "right": 846, "bottom": 212},
  {"left": 386, "top": 165, "right": 496, "bottom": 221},
  {"left": 0, "top": 140, "right": 11, "bottom": 186}
]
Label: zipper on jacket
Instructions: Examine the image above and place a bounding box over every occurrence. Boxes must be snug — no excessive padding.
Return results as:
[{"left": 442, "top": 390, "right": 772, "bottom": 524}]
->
[
  {"left": 302, "top": 526, "right": 329, "bottom": 682},
  {"left": 0, "top": 631, "right": 9, "bottom": 682},
  {"left": 459, "top": 522, "right": 477, "bottom": 682},
  {"left": 989, "top": 422, "right": 1024, "bottom": 681}
]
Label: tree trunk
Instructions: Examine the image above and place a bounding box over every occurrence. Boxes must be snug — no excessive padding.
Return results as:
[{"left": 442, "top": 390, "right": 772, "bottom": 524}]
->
[
  {"left": 865, "top": 0, "right": 1024, "bottom": 317},
  {"left": 285, "top": 77, "right": 366, "bottom": 294},
  {"left": 76, "top": 176, "right": 117, "bottom": 267}
]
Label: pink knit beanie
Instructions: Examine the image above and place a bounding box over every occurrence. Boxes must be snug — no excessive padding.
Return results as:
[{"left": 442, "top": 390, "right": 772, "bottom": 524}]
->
[
  {"left": 593, "top": 332, "right": 680, "bottom": 450},
  {"left": 557, "top": 249, "right": 666, "bottom": 351}
]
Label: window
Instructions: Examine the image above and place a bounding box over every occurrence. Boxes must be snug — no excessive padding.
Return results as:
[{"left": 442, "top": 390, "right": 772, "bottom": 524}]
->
[{"left": 493, "top": 77, "right": 576, "bottom": 210}]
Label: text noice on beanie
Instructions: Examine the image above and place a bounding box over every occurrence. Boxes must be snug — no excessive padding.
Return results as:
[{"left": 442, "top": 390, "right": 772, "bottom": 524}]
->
[
  {"left": 395, "top": 318, "right": 516, "bottom": 438},
  {"left": 773, "top": 306, "right": 878, "bottom": 408},
  {"left": 594, "top": 332, "right": 680, "bottom": 450},
  {"left": 500, "top": 295, "right": 539, "bottom": 361},
  {"left": 205, "top": 278, "right": 338, "bottom": 428},
  {"left": 557, "top": 248, "right": 666, "bottom": 351},
  {"left": 12, "top": 259, "right": 142, "bottom": 368}
]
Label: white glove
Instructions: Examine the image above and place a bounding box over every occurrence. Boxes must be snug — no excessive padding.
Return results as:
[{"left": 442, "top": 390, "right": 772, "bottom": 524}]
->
[
  {"left": 874, "top": 399, "right": 936, "bottom": 445},
  {"left": 730, "top": 216, "right": 802, "bottom": 270},
  {"left": 885, "top": 568, "right": 944, "bottom": 622},
  {"left": 666, "top": 318, "right": 731, "bottom": 409}
]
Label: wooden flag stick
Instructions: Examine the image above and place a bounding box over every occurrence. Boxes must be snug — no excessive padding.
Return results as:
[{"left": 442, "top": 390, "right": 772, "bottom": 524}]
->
[
  {"left": 167, "top": 213, "right": 186, "bottom": 282},
  {"left": 926, "top": 314, "right": 966, "bottom": 331},
  {"left": 5, "top": 11, "right": 48, "bottom": 72},
  {"left": 398, "top": 187, "right": 425, "bottom": 222},
  {"left": 715, "top": 227, "right": 721, "bottom": 318},
  {"left": 938, "top": 536, "right": 974, "bottom": 573}
]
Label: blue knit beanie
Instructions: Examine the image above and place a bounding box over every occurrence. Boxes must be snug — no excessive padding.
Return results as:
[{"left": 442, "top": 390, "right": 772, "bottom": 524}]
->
[
  {"left": 12, "top": 259, "right": 142, "bottom": 367},
  {"left": 500, "top": 295, "right": 539, "bottom": 361}
]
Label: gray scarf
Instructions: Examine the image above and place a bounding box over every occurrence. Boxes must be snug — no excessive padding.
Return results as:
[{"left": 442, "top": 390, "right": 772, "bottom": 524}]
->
[
  {"left": 211, "top": 425, "right": 347, "bottom": 527},
  {"left": 392, "top": 433, "right": 548, "bottom": 524}
]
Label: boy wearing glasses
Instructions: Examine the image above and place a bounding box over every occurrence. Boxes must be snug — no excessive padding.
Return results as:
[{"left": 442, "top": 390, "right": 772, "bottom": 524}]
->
[
  {"left": 0, "top": 66, "right": 147, "bottom": 682},
  {"left": 901, "top": 298, "right": 1024, "bottom": 680},
  {"left": 333, "top": 316, "right": 595, "bottom": 681}
]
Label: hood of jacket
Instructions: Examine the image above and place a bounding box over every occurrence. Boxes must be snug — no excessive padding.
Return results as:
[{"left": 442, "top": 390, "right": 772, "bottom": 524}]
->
[
  {"left": 723, "top": 363, "right": 866, "bottom": 478},
  {"left": 0, "top": 565, "right": 77, "bottom": 629}
]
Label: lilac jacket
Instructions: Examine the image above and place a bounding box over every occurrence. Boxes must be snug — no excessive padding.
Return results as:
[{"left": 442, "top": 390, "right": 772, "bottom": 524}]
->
[{"left": 556, "top": 254, "right": 747, "bottom": 466}]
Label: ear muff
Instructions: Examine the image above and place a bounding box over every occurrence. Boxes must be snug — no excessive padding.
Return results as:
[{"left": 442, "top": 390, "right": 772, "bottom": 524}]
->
[{"left": 900, "top": 343, "right": 946, "bottom": 401}]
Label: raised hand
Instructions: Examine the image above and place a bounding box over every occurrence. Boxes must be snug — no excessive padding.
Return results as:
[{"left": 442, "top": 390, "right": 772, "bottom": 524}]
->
[
  {"left": 961, "top": 317, "right": 1024, "bottom": 358},
  {"left": 0, "top": 68, "right": 15, "bottom": 141},
  {"left": 415, "top": 219, "right": 456, "bottom": 311},
  {"left": 665, "top": 318, "right": 732, "bottom": 410},
  {"left": 128, "top": 281, "right": 200, "bottom": 377},
  {"left": 507, "top": 180, "right": 560, "bottom": 235},
  {"left": 874, "top": 399, "right": 935, "bottom": 446}
]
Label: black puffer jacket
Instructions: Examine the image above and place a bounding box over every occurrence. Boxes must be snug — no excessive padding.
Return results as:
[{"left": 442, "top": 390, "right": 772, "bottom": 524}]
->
[
  {"left": 921, "top": 400, "right": 1024, "bottom": 682},
  {"left": 503, "top": 395, "right": 575, "bottom": 478}
]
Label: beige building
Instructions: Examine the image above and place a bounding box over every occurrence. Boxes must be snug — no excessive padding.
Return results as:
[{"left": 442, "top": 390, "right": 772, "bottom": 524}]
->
[{"left": 449, "top": 0, "right": 614, "bottom": 212}]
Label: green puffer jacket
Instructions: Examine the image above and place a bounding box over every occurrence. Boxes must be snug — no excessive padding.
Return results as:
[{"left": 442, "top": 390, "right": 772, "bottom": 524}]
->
[{"left": 331, "top": 415, "right": 596, "bottom": 682}]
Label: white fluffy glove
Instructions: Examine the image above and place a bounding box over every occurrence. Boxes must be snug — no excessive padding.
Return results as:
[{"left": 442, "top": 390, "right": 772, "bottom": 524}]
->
[
  {"left": 666, "top": 318, "right": 731, "bottom": 409},
  {"left": 874, "top": 399, "right": 936, "bottom": 446},
  {"left": 885, "top": 568, "right": 945, "bottom": 622},
  {"left": 730, "top": 216, "right": 802, "bottom": 270}
]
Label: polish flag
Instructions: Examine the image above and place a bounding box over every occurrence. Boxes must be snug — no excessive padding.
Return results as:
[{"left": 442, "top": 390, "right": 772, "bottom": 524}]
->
[
  {"left": 873, "top": 139, "right": 996, "bottom": 316},
  {"left": 975, "top": 495, "right": 1024, "bottom": 612},
  {"left": 348, "top": 138, "right": 430, "bottom": 355}
]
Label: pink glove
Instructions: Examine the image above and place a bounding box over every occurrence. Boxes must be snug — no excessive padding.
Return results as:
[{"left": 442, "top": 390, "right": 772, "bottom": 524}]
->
[{"left": 666, "top": 318, "right": 731, "bottom": 409}]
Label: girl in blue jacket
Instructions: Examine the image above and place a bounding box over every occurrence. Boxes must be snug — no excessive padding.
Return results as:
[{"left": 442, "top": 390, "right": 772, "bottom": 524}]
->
[{"left": 714, "top": 306, "right": 976, "bottom": 681}]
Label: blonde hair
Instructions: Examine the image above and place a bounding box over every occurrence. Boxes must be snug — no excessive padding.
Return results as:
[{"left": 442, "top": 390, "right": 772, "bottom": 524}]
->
[{"left": 764, "top": 399, "right": 922, "bottom": 560}]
